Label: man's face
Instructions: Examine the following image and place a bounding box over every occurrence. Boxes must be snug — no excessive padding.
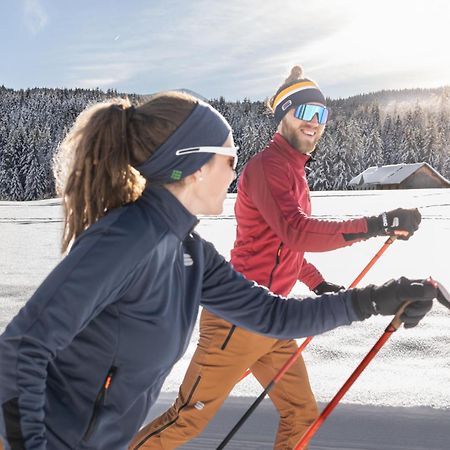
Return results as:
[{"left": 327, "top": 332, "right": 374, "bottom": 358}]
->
[{"left": 278, "top": 104, "right": 326, "bottom": 154}]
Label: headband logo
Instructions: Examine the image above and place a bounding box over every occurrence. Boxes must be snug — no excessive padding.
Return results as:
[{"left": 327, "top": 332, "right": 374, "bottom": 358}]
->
[
  {"left": 171, "top": 170, "right": 183, "bottom": 180},
  {"left": 281, "top": 100, "right": 292, "bottom": 111}
]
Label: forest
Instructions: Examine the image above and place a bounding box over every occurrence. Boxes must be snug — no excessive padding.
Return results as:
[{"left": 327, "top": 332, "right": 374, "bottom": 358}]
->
[{"left": 0, "top": 85, "right": 449, "bottom": 200}]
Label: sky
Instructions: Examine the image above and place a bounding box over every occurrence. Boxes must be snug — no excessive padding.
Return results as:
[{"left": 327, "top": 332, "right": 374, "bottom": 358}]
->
[{"left": 1, "top": 0, "right": 450, "bottom": 100}]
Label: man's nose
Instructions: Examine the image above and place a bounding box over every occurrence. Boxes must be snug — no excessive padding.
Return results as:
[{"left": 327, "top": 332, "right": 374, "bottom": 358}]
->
[{"left": 309, "top": 114, "right": 319, "bottom": 125}]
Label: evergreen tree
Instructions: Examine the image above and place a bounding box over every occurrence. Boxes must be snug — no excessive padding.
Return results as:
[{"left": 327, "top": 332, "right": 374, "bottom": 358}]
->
[
  {"left": 361, "top": 105, "right": 384, "bottom": 167},
  {"left": 24, "top": 147, "right": 46, "bottom": 200},
  {"left": 309, "top": 128, "right": 335, "bottom": 190},
  {"left": 398, "top": 111, "right": 419, "bottom": 163},
  {"left": 0, "top": 138, "right": 24, "bottom": 200}
]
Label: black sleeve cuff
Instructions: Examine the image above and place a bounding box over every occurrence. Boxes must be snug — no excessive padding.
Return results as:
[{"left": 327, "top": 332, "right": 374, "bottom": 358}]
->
[
  {"left": 343, "top": 216, "right": 382, "bottom": 242},
  {"left": 351, "top": 287, "right": 377, "bottom": 321},
  {"left": 366, "top": 215, "right": 383, "bottom": 236}
]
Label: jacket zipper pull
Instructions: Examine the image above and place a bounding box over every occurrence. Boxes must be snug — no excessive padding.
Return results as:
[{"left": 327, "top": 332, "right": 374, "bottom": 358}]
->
[
  {"left": 83, "top": 367, "right": 117, "bottom": 441},
  {"left": 276, "top": 245, "right": 282, "bottom": 260},
  {"left": 104, "top": 366, "right": 116, "bottom": 393}
]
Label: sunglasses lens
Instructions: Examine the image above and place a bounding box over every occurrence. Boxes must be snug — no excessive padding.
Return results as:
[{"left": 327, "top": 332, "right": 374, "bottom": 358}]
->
[
  {"left": 294, "top": 104, "right": 328, "bottom": 124},
  {"left": 294, "top": 104, "right": 306, "bottom": 120},
  {"left": 319, "top": 107, "right": 328, "bottom": 124}
]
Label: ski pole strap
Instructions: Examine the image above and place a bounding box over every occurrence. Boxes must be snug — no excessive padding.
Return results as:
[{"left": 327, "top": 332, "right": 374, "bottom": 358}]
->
[{"left": 431, "top": 278, "right": 450, "bottom": 310}]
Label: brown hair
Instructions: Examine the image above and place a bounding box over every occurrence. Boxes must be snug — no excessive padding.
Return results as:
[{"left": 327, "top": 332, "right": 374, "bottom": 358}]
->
[
  {"left": 268, "top": 65, "right": 304, "bottom": 111},
  {"left": 54, "top": 92, "right": 197, "bottom": 252}
]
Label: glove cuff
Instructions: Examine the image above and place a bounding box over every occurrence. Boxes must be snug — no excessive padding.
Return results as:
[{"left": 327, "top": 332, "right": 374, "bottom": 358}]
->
[
  {"left": 312, "top": 280, "right": 326, "bottom": 295},
  {"left": 366, "top": 215, "right": 384, "bottom": 237},
  {"left": 351, "top": 286, "right": 378, "bottom": 321}
]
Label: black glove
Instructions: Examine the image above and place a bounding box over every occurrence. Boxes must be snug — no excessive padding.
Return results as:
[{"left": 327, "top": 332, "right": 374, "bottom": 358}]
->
[
  {"left": 366, "top": 208, "right": 421, "bottom": 241},
  {"left": 313, "top": 280, "right": 345, "bottom": 295},
  {"left": 351, "top": 277, "right": 435, "bottom": 328}
]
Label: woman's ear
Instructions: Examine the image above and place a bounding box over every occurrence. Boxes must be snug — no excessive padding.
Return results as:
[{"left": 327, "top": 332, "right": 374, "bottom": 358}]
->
[{"left": 191, "top": 168, "right": 206, "bottom": 183}]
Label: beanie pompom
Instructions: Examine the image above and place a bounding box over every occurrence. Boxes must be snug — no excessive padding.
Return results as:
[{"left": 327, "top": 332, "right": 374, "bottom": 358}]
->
[{"left": 285, "top": 66, "right": 304, "bottom": 84}]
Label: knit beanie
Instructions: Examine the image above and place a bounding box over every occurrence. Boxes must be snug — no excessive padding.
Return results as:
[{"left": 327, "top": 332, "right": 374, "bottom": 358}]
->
[{"left": 270, "top": 66, "right": 326, "bottom": 123}]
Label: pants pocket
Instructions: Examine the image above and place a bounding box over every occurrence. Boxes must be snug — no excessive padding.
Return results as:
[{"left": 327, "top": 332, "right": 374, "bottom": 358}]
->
[{"left": 220, "top": 325, "right": 236, "bottom": 350}]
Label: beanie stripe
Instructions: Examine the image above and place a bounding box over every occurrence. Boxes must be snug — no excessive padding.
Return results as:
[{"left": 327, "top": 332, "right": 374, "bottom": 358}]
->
[{"left": 272, "top": 81, "right": 318, "bottom": 110}]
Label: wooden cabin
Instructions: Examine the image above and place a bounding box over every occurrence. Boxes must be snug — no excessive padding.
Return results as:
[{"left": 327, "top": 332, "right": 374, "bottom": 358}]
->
[{"left": 348, "top": 163, "right": 450, "bottom": 190}]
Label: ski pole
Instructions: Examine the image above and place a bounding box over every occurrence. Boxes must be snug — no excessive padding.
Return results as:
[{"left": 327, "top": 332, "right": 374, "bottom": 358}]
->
[
  {"left": 293, "top": 301, "right": 409, "bottom": 450},
  {"left": 216, "top": 236, "right": 397, "bottom": 449},
  {"left": 237, "top": 236, "right": 398, "bottom": 383},
  {"left": 294, "top": 276, "right": 450, "bottom": 450}
]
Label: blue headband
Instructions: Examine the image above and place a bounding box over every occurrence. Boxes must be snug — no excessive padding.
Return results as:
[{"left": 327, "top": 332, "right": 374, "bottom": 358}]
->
[{"left": 136, "top": 101, "right": 232, "bottom": 183}]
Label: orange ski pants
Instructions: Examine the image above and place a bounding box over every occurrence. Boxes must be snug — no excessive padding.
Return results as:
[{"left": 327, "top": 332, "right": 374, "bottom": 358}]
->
[{"left": 129, "top": 308, "right": 318, "bottom": 450}]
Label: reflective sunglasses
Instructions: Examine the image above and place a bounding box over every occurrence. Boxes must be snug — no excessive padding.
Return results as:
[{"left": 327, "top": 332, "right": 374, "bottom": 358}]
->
[
  {"left": 293, "top": 104, "right": 329, "bottom": 124},
  {"left": 175, "top": 146, "right": 239, "bottom": 170}
]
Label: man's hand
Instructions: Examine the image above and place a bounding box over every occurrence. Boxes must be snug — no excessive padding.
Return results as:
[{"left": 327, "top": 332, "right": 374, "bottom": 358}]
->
[
  {"left": 313, "top": 281, "right": 344, "bottom": 295},
  {"left": 366, "top": 208, "right": 421, "bottom": 241}
]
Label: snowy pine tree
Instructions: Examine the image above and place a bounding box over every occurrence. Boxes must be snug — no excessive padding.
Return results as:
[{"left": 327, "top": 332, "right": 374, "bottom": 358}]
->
[{"left": 1, "top": 85, "right": 449, "bottom": 197}]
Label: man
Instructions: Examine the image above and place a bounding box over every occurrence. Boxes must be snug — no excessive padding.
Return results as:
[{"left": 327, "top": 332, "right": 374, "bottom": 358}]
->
[{"left": 129, "top": 66, "right": 421, "bottom": 449}]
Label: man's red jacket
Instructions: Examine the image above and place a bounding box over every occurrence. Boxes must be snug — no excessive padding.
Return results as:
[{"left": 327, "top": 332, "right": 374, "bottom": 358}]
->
[{"left": 230, "top": 133, "right": 369, "bottom": 297}]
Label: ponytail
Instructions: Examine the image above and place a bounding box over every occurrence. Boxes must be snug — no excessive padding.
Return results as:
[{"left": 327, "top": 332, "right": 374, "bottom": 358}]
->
[{"left": 54, "top": 98, "right": 144, "bottom": 252}]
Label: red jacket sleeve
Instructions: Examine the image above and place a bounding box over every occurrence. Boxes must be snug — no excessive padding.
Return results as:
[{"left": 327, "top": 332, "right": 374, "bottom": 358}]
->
[
  {"left": 298, "top": 258, "right": 324, "bottom": 290},
  {"left": 246, "top": 151, "right": 369, "bottom": 252}
]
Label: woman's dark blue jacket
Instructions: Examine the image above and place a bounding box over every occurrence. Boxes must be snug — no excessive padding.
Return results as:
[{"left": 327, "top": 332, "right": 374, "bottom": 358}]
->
[{"left": 0, "top": 186, "right": 358, "bottom": 449}]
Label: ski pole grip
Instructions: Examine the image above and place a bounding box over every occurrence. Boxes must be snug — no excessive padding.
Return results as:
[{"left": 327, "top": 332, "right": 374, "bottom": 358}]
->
[{"left": 387, "top": 301, "right": 411, "bottom": 331}]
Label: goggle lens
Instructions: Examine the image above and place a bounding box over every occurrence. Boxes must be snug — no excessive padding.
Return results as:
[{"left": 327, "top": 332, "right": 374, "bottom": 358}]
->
[{"left": 294, "top": 104, "right": 329, "bottom": 124}]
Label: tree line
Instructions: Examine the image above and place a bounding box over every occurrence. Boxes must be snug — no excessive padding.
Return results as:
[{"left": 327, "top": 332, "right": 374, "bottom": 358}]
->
[{"left": 0, "top": 85, "right": 449, "bottom": 200}]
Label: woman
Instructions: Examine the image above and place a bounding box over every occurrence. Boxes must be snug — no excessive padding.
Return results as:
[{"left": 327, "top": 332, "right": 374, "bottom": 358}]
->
[{"left": 0, "top": 92, "right": 435, "bottom": 450}]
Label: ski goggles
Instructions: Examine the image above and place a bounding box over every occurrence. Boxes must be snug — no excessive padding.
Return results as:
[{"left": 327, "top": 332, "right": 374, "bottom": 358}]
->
[
  {"left": 294, "top": 104, "right": 329, "bottom": 125},
  {"left": 176, "top": 146, "right": 239, "bottom": 170}
]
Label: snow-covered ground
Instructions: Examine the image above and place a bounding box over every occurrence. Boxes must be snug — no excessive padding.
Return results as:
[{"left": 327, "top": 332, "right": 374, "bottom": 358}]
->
[{"left": 1, "top": 189, "right": 449, "bottom": 411}]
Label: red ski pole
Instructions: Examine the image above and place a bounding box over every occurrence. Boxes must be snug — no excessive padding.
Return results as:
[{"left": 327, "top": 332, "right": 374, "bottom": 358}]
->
[
  {"left": 294, "top": 275, "right": 448, "bottom": 450},
  {"left": 237, "top": 236, "right": 397, "bottom": 383},
  {"left": 294, "top": 301, "right": 409, "bottom": 450},
  {"left": 216, "top": 236, "right": 397, "bottom": 450}
]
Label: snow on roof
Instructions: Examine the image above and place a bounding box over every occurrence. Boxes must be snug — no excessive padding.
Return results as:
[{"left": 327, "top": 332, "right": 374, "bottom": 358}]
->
[{"left": 349, "top": 163, "right": 429, "bottom": 186}]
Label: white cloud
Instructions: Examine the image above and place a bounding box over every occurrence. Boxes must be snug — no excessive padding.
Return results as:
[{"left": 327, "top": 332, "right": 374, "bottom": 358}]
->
[
  {"left": 61, "top": 0, "right": 350, "bottom": 97},
  {"left": 25, "top": 0, "right": 450, "bottom": 98},
  {"left": 23, "top": 0, "right": 48, "bottom": 34}
]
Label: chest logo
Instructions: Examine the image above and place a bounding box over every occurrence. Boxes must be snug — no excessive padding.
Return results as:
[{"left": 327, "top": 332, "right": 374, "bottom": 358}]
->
[{"left": 184, "top": 253, "right": 194, "bottom": 266}]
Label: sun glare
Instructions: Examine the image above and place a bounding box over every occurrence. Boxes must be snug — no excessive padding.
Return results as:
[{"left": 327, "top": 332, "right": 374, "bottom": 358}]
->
[{"left": 285, "top": 0, "right": 450, "bottom": 94}]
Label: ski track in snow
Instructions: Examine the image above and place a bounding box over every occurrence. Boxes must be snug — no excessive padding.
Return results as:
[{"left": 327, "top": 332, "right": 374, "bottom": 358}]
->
[{"left": 1, "top": 189, "right": 449, "bottom": 410}]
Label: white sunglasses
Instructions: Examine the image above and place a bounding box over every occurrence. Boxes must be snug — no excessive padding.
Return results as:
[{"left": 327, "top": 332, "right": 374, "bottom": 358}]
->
[{"left": 175, "top": 146, "right": 239, "bottom": 170}]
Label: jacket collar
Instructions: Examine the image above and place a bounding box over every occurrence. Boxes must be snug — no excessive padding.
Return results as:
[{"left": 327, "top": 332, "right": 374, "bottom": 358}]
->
[
  {"left": 270, "top": 132, "right": 311, "bottom": 168},
  {"left": 143, "top": 185, "right": 199, "bottom": 240}
]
